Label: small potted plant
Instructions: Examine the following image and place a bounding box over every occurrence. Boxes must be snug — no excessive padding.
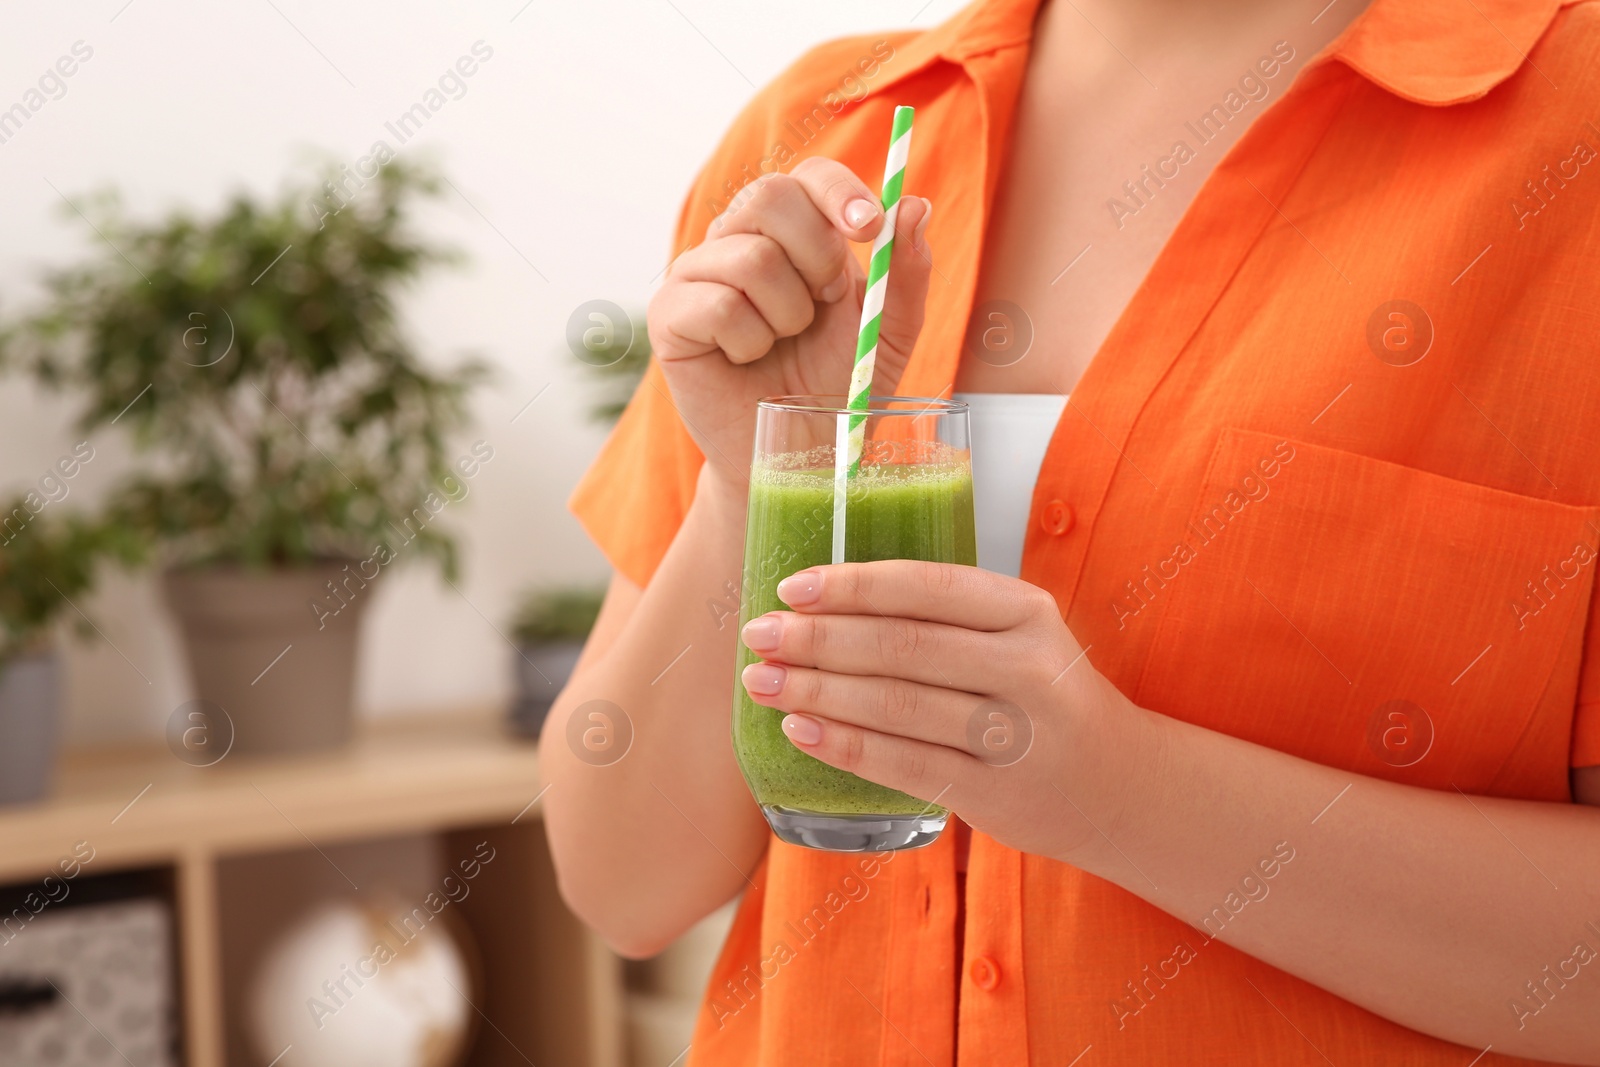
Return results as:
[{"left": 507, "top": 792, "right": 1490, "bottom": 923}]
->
[
  {"left": 507, "top": 588, "right": 606, "bottom": 738},
  {"left": 4, "top": 161, "right": 485, "bottom": 755},
  {"left": 0, "top": 504, "right": 139, "bottom": 803}
]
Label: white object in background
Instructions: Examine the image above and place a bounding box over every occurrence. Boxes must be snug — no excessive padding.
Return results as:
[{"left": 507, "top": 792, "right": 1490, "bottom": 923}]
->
[
  {"left": 953, "top": 393, "right": 1069, "bottom": 578},
  {"left": 248, "top": 899, "right": 475, "bottom": 1067},
  {"left": 0, "top": 898, "right": 176, "bottom": 1067}
]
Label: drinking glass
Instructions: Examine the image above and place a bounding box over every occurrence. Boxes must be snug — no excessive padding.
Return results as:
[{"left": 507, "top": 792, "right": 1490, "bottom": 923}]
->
[{"left": 732, "top": 395, "right": 975, "bottom": 852}]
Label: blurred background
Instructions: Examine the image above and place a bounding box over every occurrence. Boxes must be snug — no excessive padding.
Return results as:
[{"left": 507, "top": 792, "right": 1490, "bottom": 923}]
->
[
  {"left": 0, "top": 2, "right": 964, "bottom": 1065},
  {"left": 3, "top": 0, "right": 957, "bottom": 737}
]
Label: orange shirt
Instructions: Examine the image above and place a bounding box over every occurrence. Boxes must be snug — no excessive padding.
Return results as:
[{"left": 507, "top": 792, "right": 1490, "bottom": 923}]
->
[{"left": 570, "top": 0, "right": 1600, "bottom": 1063}]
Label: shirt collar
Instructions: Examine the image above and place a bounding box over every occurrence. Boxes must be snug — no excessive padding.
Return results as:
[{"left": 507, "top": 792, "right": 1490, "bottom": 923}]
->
[
  {"left": 865, "top": 0, "right": 1038, "bottom": 91},
  {"left": 869, "top": 0, "right": 1574, "bottom": 106},
  {"left": 1323, "top": 0, "right": 1572, "bottom": 105}
]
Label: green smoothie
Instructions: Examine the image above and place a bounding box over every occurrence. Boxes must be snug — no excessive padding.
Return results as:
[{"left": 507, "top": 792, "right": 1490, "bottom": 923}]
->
[{"left": 733, "top": 457, "right": 977, "bottom": 816}]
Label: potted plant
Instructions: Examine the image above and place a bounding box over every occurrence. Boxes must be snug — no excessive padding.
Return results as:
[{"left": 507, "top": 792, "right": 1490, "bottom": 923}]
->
[
  {"left": 3, "top": 161, "right": 485, "bottom": 755},
  {"left": 507, "top": 588, "right": 606, "bottom": 738},
  {"left": 0, "top": 503, "right": 139, "bottom": 803}
]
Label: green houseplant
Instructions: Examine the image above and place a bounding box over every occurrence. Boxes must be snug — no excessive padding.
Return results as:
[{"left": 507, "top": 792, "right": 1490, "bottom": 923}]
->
[
  {"left": 507, "top": 587, "right": 605, "bottom": 738},
  {"left": 3, "top": 161, "right": 485, "bottom": 754},
  {"left": 504, "top": 316, "right": 646, "bottom": 737},
  {"left": 509, "top": 589, "right": 607, "bottom": 646},
  {"left": 0, "top": 503, "right": 139, "bottom": 802}
]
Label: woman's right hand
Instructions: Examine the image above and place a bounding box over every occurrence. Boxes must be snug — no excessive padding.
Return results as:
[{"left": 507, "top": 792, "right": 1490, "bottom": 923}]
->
[{"left": 647, "top": 157, "right": 934, "bottom": 493}]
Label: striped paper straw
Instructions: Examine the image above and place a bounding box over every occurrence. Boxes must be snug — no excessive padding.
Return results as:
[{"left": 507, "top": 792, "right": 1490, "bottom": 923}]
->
[{"left": 832, "top": 105, "right": 914, "bottom": 564}]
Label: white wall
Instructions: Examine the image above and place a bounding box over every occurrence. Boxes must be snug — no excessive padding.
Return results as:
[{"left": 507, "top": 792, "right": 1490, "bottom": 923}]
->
[{"left": 0, "top": 0, "right": 964, "bottom": 741}]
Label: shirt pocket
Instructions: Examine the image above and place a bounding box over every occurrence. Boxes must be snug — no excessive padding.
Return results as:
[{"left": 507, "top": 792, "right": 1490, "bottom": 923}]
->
[{"left": 1131, "top": 427, "right": 1599, "bottom": 794}]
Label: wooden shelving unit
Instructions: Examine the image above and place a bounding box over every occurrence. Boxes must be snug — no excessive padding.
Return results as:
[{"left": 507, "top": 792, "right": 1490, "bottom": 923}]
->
[{"left": 0, "top": 713, "right": 623, "bottom": 1067}]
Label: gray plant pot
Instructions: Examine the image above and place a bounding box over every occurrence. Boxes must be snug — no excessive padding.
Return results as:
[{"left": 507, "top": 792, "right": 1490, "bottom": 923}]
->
[
  {"left": 508, "top": 641, "right": 584, "bottom": 739},
  {"left": 0, "top": 650, "right": 61, "bottom": 806},
  {"left": 163, "top": 562, "right": 371, "bottom": 756}
]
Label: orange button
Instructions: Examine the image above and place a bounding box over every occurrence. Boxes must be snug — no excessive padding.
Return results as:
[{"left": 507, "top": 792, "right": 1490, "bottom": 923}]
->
[
  {"left": 1040, "top": 499, "right": 1074, "bottom": 536},
  {"left": 969, "top": 955, "right": 1001, "bottom": 991}
]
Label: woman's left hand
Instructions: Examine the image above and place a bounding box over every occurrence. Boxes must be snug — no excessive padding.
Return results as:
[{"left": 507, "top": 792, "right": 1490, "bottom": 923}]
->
[{"left": 738, "top": 560, "right": 1146, "bottom": 861}]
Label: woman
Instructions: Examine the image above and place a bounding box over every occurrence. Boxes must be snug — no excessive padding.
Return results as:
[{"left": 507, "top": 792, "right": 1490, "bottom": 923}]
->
[{"left": 542, "top": 0, "right": 1600, "bottom": 1062}]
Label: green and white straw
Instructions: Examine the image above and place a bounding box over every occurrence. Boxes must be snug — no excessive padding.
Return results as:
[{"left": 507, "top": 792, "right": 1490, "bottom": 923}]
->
[{"left": 833, "top": 105, "right": 914, "bottom": 564}]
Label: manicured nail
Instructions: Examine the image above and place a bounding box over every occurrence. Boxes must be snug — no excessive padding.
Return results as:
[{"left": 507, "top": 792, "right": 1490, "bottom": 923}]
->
[
  {"left": 776, "top": 570, "right": 820, "bottom": 606},
  {"left": 741, "top": 616, "right": 782, "bottom": 652},
  {"left": 783, "top": 714, "right": 823, "bottom": 746},
  {"left": 844, "top": 198, "right": 878, "bottom": 230},
  {"left": 742, "top": 662, "right": 786, "bottom": 696},
  {"left": 819, "top": 271, "right": 850, "bottom": 304}
]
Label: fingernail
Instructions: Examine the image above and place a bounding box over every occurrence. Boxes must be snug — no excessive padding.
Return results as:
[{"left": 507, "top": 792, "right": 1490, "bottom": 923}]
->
[
  {"left": 844, "top": 198, "right": 878, "bottom": 230},
  {"left": 741, "top": 616, "right": 782, "bottom": 652},
  {"left": 819, "top": 271, "right": 850, "bottom": 304},
  {"left": 913, "top": 198, "right": 933, "bottom": 250},
  {"left": 776, "top": 570, "right": 821, "bottom": 606},
  {"left": 742, "top": 662, "right": 786, "bottom": 696},
  {"left": 783, "top": 714, "right": 823, "bottom": 746}
]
